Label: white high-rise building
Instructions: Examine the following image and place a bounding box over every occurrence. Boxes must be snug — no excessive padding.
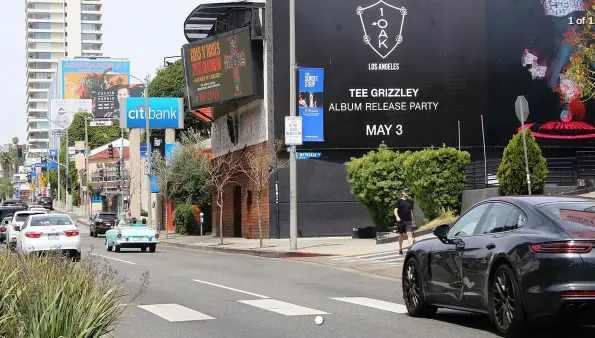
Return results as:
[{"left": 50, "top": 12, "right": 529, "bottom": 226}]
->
[{"left": 25, "top": 0, "right": 103, "bottom": 164}]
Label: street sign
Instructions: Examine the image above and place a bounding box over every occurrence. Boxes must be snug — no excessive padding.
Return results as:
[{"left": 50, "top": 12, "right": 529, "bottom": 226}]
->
[
  {"left": 49, "top": 149, "right": 58, "bottom": 157},
  {"left": 33, "top": 162, "right": 49, "bottom": 168},
  {"left": 297, "top": 152, "right": 322, "bottom": 160},
  {"left": 52, "top": 131, "right": 66, "bottom": 137},
  {"left": 90, "top": 119, "right": 113, "bottom": 127},
  {"left": 515, "top": 95, "right": 530, "bottom": 123},
  {"left": 68, "top": 147, "right": 76, "bottom": 155},
  {"left": 285, "top": 116, "right": 303, "bottom": 146}
]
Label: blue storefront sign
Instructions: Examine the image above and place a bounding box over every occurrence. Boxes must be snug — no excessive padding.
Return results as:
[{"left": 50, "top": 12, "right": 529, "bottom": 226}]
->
[
  {"left": 13, "top": 188, "right": 18, "bottom": 199},
  {"left": 49, "top": 149, "right": 58, "bottom": 158},
  {"left": 140, "top": 142, "right": 152, "bottom": 158},
  {"left": 119, "top": 97, "right": 184, "bottom": 129},
  {"left": 49, "top": 162, "right": 58, "bottom": 170},
  {"left": 297, "top": 152, "right": 322, "bottom": 160},
  {"left": 298, "top": 68, "right": 325, "bottom": 142}
]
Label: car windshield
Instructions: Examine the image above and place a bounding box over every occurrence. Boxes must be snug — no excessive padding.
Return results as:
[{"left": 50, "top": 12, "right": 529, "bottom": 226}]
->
[
  {"left": 29, "top": 215, "right": 72, "bottom": 227},
  {"left": 98, "top": 213, "right": 118, "bottom": 220},
  {"left": 541, "top": 202, "right": 595, "bottom": 239}
]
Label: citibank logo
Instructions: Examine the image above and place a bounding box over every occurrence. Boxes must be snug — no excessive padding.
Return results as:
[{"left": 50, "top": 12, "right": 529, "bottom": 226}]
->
[
  {"left": 128, "top": 104, "right": 178, "bottom": 120},
  {"left": 357, "top": 0, "right": 407, "bottom": 59}
]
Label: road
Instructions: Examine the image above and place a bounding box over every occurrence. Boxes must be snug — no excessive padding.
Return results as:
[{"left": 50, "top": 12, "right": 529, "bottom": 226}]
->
[{"left": 21, "top": 211, "right": 591, "bottom": 337}]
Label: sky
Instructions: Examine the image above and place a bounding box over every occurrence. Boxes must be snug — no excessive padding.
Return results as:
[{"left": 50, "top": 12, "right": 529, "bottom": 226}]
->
[{"left": 0, "top": 0, "right": 230, "bottom": 146}]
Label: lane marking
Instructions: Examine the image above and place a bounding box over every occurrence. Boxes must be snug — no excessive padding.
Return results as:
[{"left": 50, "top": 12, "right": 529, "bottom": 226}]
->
[
  {"left": 138, "top": 303, "right": 215, "bottom": 322},
  {"left": 331, "top": 297, "right": 408, "bottom": 313},
  {"left": 192, "top": 279, "right": 270, "bottom": 299},
  {"left": 89, "top": 253, "right": 136, "bottom": 265},
  {"left": 238, "top": 299, "right": 329, "bottom": 316}
]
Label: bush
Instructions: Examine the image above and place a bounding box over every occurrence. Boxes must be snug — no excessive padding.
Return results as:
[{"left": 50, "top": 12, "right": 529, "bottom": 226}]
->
[
  {"left": 404, "top": 146, "right": 470, "bottom": 220},
  {"left": 345, "top": 143, "right": 410, "bottom": 230},
  {"left": 174, "top": 203, "right": 199, "bottom": 235},
  {"left": 0, "top": 250, "right": 147, "bottom": 337},
  {"left": 497, "top": 129, "right": 548, "bottom": 195}
]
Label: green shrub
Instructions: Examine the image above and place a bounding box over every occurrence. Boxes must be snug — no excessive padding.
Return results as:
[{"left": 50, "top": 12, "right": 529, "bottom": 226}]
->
[
  {"left": 404, "top": 146, "right": 470, "bottom": 220},
  {"left": 497, "top": 129, "right": 548, "bottom": 195},
  {"left": 140, "top": 208, "right": 148, "bottom": 217},
  {"left": 0, "top": 250, "right": 147, "bottom": 338},
  {"left": 345, "top": 143, "right": 410, "bottom": 230},
  {"left": 174, "top": 203, "right": 199, "bottom": 235}
]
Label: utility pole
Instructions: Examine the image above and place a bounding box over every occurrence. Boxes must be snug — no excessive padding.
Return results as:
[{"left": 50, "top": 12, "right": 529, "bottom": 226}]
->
[
  {"left": 144, "top": 85, "right": 152, "bottom": 229},
  {"left": 289, "top": 0, "right": 298, "bottom": 251},
  {"left": 84, "top": 116, "right": 89, "bottom": 219},
  {"left": 120, "top": 128, "right": 124, "bottom": 217},
  {"left": 57, "top": 148, "right": 60, "bottom": 208},
  {"left": 65, "top": 128, "right": 71, "bottom": 211}
]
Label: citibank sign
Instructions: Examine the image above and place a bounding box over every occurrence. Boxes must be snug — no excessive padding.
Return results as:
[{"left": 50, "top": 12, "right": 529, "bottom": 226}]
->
[{"left": 119, "top": 97, "right": 184, "bottom": 129}]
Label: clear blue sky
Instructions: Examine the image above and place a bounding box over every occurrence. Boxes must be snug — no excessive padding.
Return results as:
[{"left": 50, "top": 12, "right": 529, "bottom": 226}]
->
[{"left": 0, "top": 0, "right": 229, "bottom": 145}]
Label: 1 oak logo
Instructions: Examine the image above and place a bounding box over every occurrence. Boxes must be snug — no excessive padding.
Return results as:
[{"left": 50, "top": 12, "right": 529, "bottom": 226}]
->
[{"left": 357, "top": 0, "right": 407, "bottom": 59}]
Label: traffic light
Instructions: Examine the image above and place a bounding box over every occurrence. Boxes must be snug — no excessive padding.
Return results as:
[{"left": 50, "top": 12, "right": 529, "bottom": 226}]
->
[
  {"left": 41, "top": 157, "right": 47, "bottom": 172},
  {"left": 27, "top": 172, "right": 31, "bottom": 183},
  {"left": 107, "top": 144, "right": 114, "bottom": 159},
  {"left": 17, "top": 146, "right": 22, "bottom": 158}
]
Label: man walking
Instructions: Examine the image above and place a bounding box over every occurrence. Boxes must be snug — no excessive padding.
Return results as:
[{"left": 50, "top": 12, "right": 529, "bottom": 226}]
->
[{"left": 394, "top": 187, "right": 415, "bottom": 255}]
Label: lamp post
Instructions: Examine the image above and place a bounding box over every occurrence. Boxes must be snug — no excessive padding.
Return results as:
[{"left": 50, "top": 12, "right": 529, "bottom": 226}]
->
[{"left": 163, "top": 56, "right": 181, "bottom": 67}]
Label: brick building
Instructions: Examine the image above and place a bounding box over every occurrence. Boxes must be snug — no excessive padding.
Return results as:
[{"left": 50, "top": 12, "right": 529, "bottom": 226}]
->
[{"left": 87, "top": 145, "right": 131, "bottom": 213}]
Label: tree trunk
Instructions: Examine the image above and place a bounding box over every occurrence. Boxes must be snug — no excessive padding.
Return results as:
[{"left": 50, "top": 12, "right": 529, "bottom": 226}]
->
[
  {"left": 256, "top": 194, "right": 263, "bottom": 248},
  {"left": 165, "top": 197, "right": 169, "bottom": 239},
  {"left": 218, "top": 190, "right": 224, "bottom": 245}
]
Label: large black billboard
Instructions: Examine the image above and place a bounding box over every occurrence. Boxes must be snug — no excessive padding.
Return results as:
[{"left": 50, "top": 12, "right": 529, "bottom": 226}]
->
[
  {"left": 182, "top": 27, "right": 256, "bottom": 110},
  {"left": 273, "top": 0, "right": 595, "bottom": 149}
]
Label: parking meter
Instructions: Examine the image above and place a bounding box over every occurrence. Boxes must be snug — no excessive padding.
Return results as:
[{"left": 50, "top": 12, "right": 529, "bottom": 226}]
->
[{"left": 199, "top": 212, "right": 204, "bottom": 239}]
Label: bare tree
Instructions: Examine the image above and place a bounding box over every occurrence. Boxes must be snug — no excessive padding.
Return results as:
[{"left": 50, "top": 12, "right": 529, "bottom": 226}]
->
[
  {"left": 239, "top": 140, "right": 287, "bottom": 248},
  {"left": 207, "top": 150, "right": 243, "bottom": 245},
  {"left": 151, "top": 149, "right": 179, "bottom": 238}
]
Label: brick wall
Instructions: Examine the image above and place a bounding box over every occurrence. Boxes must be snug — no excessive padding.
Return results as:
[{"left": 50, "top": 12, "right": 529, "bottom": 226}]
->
[{"left": 212, "top": 142, "right": 270, "bottom": 239}]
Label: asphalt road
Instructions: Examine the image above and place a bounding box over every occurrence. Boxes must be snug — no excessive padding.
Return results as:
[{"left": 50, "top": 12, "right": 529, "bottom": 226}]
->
[{"left": 21, "top": 211, "right": 591, "bottom": 337}]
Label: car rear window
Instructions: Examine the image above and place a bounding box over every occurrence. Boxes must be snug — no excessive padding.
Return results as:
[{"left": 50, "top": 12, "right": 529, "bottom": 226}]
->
[
  {"left": 30, "top": 215, "right": 72, "bottom": 226},
  {"left": 541, "top": 202, "right": 595, "bottom": 238},
  {"left": 98, "top": 214, "right": 118, "bottom": 220},
  {"left": 15, "top": 214, "right": 34, "bottom": 222}
]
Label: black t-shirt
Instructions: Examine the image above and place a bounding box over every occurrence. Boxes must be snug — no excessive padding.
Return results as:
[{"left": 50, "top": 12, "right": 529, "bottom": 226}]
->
[{"left": 395, "top": 199, "right": 414, "bottom": 222}]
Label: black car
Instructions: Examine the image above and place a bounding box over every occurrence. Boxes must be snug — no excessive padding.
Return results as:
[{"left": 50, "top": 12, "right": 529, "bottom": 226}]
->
[
  {"left": 38, "top": 196, "right": 53, "bottom": 211},
  {"left": 402, "top": 196, "right": 595, "bottom": 337},
  {"left": 90, "top": 212, "right": 119, "bottom": 237}
]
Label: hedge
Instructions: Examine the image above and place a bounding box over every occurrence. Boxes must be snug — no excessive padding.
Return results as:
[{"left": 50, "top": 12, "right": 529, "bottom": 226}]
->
[{"left": 174, "top": 203, "right": 199, "bottom": 235}]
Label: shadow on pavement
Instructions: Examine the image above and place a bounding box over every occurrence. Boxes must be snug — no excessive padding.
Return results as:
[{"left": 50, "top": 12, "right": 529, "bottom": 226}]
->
[{"left": 432, "top": 310, "right": 595, "bottom": 337}]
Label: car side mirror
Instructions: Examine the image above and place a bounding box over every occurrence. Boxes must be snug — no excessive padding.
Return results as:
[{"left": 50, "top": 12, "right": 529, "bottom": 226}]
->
[{"left": 433, "top": 224, "right": 450, "bottom": 240}]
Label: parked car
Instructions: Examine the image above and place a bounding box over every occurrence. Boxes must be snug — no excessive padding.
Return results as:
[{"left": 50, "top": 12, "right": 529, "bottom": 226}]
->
[
  {"left": 7, "top": 210, "right": 46, "bottom": 251},
  {"left": 105, "top": 220, "right": 160, "bottom": 252},
  {"left": 401, "top": 196, "right": 595, "bottom": 337},
  {"left": 16, "top": 213, "right": 80, "bottom": 261},
  {"left": 90, "top": 212, "right": 119, "bottom": 237},
  {"left": 29, "top": 208, "right": 47, "bottom": 214},
  {"left": 0, "top": 217, "right": 10, "bottom": 243},
  {"left": 38, "top": 196, "right": 53, "bottom": 211}
]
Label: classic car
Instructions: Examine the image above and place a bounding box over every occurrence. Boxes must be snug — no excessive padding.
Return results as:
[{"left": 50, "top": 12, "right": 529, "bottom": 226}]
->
[
  {"left": 105, "top": 221, "right": 160, "bottom": 252},
  {"left": 0, "top": 216, "right": 11, "bottom": 243}
]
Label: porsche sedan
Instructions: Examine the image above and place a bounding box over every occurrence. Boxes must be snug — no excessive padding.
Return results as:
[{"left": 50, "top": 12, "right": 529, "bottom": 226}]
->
[{"left": 402, "top": 196, "right": 595, "bottom": 337}]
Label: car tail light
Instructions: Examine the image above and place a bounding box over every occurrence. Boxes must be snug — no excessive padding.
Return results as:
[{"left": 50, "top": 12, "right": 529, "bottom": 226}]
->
[
  {"left": 25, "top": 232, "right": 43, "bottom": 238},
  {"left": 155, "top": 233, "right": 160, "bottom": 239},
  {"left": 562, "top": 291, "right": 595, "bottom": 297},
  {"left": 530, "top": 241, "right": 592, "bottom": 254},
  {"left": 0, "top": 226, "right": 5, "bottom": 232},
  {"left": 64, "top": 230, "right": 79, "bottom": 237},
  {"left": 117, "top": 233, "right": 122, "bottom": 239}
]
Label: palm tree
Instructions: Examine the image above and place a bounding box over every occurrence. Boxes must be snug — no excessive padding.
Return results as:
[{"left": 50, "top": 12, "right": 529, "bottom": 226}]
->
[{"left": 0, "top": 152, "right": 13, "bottom": 179}]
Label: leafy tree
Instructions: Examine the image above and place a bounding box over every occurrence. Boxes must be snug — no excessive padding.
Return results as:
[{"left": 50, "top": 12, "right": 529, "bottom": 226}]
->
[
  {"left": 0, "top": 178, "right": 13, "bottom": 199},
  {"left": 497, "top": 129, "right": 549, "bottom": 196},
  {"left": 345, "top": 143, "right": 409, "bottom": 230},
  {"left": 404, "top": 146, "right": 470, "bottom": 220},
  {"left": 565, "top": 0, "right": 595, "bottom": 100},
  {"left": 147, "top": 60, "right": 210, "bottom": 140}
]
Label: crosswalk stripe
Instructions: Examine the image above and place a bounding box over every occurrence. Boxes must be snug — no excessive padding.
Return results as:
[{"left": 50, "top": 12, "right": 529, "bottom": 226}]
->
[
  {"left": 238, "top": 299, "right": 329, "bottom": 316},
  {"left": 331, "top": 297, "right": 408, "bottom": 314},
  {"left": 138, "top": 304, "right": 215, "bottom": 322}
]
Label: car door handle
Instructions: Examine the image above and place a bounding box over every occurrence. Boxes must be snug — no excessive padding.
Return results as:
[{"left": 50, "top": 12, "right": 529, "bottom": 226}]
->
[
  {"left": 455, "top": 243, "right": 465, "bottom": 251},
  {"left": 486, "top": 243, "right": 496, "bottom": 250}
]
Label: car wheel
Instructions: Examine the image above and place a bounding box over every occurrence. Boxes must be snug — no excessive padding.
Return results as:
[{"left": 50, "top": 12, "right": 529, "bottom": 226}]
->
[
  {"left": 9, "top": 242, "right": 16, "bottom": 252},
  {"left": 489, "top": 264, "right": 527, "bottom": 337},
  {"left": 149, "top": 244, "right": 156, "bottom": 253},
  {"left": 114, "top": 244, "right": 121, "bottom": 252},
  {"left": 141, "top": 246, "right": 147, "bottom": 252},
  {"left": 71, "top": 252, "right": 81, "bottom": 262},
  {"left": 106, "top": 239, "right": 112, "bottom": 252},
  {"left": 402, "top": 257, "right": 437, "bottom": 318},
  {"left": 93, "top": 230, "right": 98, "bottom": 238},
  {"left": 90, "top": 228, "right": 93, "bottom": 237}
]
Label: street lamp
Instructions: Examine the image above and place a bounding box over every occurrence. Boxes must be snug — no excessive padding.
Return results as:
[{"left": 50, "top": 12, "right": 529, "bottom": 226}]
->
[{"left": 163, "top": 55, "right": 181, "bottom": 67}]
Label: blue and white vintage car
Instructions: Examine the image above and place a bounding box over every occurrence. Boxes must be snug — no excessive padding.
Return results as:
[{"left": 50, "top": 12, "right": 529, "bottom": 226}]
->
[{"left": 104, "top": 220, "right": 160, "bottom": 252}]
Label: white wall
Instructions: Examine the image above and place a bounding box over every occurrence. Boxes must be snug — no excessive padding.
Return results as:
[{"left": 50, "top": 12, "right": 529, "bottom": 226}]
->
[{"left": 65, "top": 0, "right": 82, "bottom": 57}]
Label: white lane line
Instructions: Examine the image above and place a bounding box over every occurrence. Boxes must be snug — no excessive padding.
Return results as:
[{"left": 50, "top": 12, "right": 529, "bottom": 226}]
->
[
  {"left": 330, "top": 251, "right": 399, "bottom": 260},
  {"left": 89, "top": 253, "right": 136, "bottom": 265},
  {"left": 238, "top": 299, "right": 329, "bottom": 316},
  {"left": 192, "top": 279, "right": 270, "bottom": 299},
  {"left": 331, "top": 297, "right": 408, "bottom": 313},
  {"left": 138, "top": 304, "right": 215, "bottom": 322}
]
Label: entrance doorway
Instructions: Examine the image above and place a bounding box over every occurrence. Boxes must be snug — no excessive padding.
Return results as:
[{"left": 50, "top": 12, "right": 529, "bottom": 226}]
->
[{"left": 233, "top": 186, "right": 242, "bottom": 237}]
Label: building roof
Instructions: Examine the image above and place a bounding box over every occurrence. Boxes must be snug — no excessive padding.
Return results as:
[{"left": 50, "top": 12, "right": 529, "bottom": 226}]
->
[
  {"left": 183, "top": 1, "right": 265, "bottom": 42},
  {"left": 89, "top": 146, "right": 129, "bottom": 161},
  {"left": 90, "top": 138, "right": 129, "bottom": 157}
]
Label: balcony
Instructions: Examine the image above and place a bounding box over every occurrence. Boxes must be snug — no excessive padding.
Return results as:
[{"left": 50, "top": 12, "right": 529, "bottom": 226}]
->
[
  {"left": 29, "top": 132, "right": 49, "bottom": 141},
  {"left": 28, "top": 112, "right": 48, "bottom": 120}
]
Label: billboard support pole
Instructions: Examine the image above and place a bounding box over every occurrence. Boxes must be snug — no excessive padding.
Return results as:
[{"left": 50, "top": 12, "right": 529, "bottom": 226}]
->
[
  {"left": 57, "top": 147, "right": 60, "bottom": 209},
  {"left": 120, "top": 128, "right": 124, "bottom": 218},
  {"left": 289, "top": 0, "right": 298, "bottom": 251},
  {"left": 144, "top": 85, "right": 152, "bottom": 229},
  {"left": 66, "top": 128, "right": 71, "bottom": 212},
  {"left": 481, "top": 115, "right": 487, "bottom": 187},
  {"left": 457, "top": 120, "right": 461, "bottom": 151},
  {"left": 84, "top": 117, "right": 89, "bottom": 219}
]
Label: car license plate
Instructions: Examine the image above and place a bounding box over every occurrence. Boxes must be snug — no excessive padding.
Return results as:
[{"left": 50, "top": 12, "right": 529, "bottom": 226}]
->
[{"left": 48, "top": 234, "right": 58, "bottom": 240}]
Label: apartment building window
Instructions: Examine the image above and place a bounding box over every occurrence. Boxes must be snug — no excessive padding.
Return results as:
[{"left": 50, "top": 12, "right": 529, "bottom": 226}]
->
[
  {"left": 31, "top": 13, "right": 51, "bottom": 20},
  {"left": 32, "top": 73, "right": 52, "bottom": 80},
  {"left": 31, "top": 32, "right": 51, "bottom": 39},
  {"left": 30, "top": 92, "right": 48, "bottom": 100},
  {"left": 81, "top": 4, "right": 100, "bottom": 11},
  {"left": 29, "top": 52, "right": 51, "bottom": 59},
  {"left": 30, "top": 63, "right": 52, "bottom": 69},
  {"left": 29, "top": 23, "right": 51, "bottom": 30},
  {"left": 81, "top": 33, "right": 100, "bottom": 40},
  {"left": 33, "top": 43, "right": 52, "bottom": 50},
  {"left": 82, "top": 43, "right": 101, "bottom": 51},
  {"left": 30, "top": 83, "right": 51, "bottom": 89},
  {"left": 29, "top": 3, "right": 51, "bottom": 10},
  {"left": 81, "top": 24, "right": 99, "bottom": 31},
  {"left": 81, "top": 14, "right": 100, "bottom": 21}
]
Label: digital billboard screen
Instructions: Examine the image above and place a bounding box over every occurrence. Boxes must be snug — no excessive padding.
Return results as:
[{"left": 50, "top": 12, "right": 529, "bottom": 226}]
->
[
  {"left": 182, "top": 27, "right": 255, "bottom": 110},
  {"left": 273, "top": 0, "right": 595, "bottom": 149}
]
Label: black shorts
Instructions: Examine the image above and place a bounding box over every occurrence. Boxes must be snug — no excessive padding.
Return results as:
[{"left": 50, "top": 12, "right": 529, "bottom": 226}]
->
[{"left": 397, "top": 221, "right": 414, "bottom": 234}]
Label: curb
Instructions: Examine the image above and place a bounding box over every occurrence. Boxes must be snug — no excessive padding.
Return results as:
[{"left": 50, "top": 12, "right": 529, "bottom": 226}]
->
[
  {"left": 77, "top": 219, "right": 90, "bottom": 227},
  {"left": 376, "top": 228, "right": 434, "bottom": 245},
  {"left": 159, "top": 241, "right": 337, "bottom": 259}
]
